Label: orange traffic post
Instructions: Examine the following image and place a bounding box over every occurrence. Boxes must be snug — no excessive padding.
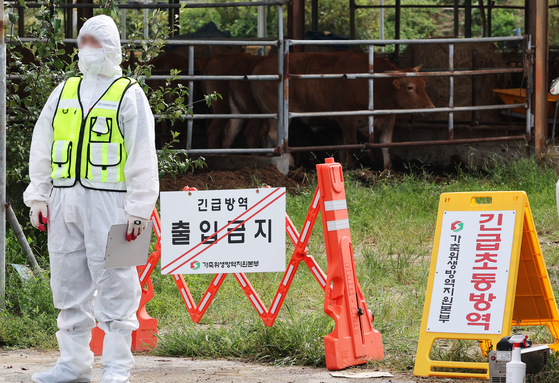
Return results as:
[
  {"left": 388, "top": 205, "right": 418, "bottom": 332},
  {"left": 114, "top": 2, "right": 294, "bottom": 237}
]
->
[{"left": 317, "top": 158, "right": 384, "bottom": 370}]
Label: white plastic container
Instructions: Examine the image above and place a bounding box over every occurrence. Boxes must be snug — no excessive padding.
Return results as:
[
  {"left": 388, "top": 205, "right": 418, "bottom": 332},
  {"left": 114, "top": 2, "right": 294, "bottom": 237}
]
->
[{"left": 506, "top": 335, "right": 527, "bottom": 383}]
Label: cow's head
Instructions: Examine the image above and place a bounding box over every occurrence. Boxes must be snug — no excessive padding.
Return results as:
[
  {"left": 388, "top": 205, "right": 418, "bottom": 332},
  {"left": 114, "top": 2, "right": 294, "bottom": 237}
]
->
[{"left": 391, "top": 65, "right": 435, "bottom": 110}]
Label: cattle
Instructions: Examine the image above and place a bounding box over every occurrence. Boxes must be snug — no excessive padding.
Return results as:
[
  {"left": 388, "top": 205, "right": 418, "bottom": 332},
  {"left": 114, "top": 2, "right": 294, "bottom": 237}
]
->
[
  {"left": 227, "top": 55, "right": 269, "bottom": 148},
  {"left": 201, "top": 52, "right": 268, "bottom": 149},
  {"left": 251, "top": 51, "right": 435, "bottom": 169}
]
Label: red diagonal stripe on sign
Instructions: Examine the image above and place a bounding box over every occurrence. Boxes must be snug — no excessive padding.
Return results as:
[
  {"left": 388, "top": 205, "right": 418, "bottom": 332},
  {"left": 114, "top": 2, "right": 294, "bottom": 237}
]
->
[
  {"left": 167, "top": 190, "right": 287, "bottom": 274},
  {"left": 162, "top": 187, "right": 282, "bottom": 271}
]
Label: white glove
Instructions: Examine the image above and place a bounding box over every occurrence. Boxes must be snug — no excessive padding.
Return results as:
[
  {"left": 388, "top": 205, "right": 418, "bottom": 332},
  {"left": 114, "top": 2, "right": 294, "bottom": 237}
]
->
[
  {"left": 551, "top": 77, "right": 559, "bottom": 96},
  {"left": 126, "top": 213, "right": 149, "bottom": 241},
  {"left": 30, "top": 201, "right": 48, "bottom": 231}
]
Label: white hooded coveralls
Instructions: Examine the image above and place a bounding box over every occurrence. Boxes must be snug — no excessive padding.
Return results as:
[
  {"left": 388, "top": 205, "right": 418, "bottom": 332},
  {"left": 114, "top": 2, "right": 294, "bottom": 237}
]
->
[{"left": 23, "top": 15, "right": 159, "bottom": 383}]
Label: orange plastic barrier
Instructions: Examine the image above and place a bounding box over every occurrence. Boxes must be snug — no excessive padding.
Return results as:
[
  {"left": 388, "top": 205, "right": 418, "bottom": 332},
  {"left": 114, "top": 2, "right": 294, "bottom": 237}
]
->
[
  {"left": 90, "top": 158, "right": 384, "bottom": 370},
  {"left": 318, "top": 158, "right": 384, "bottom": 369},
  {"left": 90, "top": 209, "right": 161, "bottom": 355}
]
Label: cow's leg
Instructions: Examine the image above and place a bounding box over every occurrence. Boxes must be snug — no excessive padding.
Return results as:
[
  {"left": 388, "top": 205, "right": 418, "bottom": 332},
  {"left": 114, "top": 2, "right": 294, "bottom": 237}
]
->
[
  {"left": 206, "top": 120, "right": 227, "bottom": 149},
  {"left": 337, "top": 116, "right": 358, "bottom": 168},
  {"left": 222, "top": 119, "right": 244, "bottom": 148},
  {"left": 378, "top": 115, "right": 396, "bottom": 169},
  {"left": 223, "top": 93, "right": 246, "bottom": 148},
  {"left": 267, "top": 118, "right": 279, "bottom": 148},
  {"left": 244, "top": 119, "right": 269, "bottom": 148}
]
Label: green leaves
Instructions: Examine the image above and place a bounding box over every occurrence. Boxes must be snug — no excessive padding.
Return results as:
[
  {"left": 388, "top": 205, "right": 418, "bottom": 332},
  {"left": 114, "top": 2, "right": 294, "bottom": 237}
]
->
[
  {"left": 157, "top": 131, "right": 206, "bottom": 180},
  {"left": 8, "top": 13, "right": 19, "bottom": 25},
  {"left": 205, "top": 91, "right": 222, "bottom": 107}
]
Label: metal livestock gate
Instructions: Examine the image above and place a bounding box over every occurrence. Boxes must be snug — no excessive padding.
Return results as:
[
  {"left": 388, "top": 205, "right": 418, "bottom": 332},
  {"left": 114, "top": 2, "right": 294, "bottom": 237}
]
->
[{"left": 6, "top": 0, "right": 536, "bottom": 156}]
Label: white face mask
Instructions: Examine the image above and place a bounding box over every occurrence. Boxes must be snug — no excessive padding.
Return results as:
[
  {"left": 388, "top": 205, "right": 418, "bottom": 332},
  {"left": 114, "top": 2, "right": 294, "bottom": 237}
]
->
[{"left": 78, "top": 46, "right": 106, "bottom": 75}]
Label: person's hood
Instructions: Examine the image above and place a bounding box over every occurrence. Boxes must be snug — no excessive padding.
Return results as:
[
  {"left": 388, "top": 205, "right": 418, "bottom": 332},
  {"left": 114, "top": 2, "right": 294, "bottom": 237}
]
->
[{"left": 77, "top": 15, "right": 122, "bottom": 78}]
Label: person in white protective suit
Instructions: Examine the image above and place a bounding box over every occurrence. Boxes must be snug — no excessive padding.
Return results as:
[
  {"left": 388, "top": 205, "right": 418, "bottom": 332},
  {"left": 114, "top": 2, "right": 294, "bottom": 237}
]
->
[{"left": 23, "top": 15, "right": 159, "bottom": 383}]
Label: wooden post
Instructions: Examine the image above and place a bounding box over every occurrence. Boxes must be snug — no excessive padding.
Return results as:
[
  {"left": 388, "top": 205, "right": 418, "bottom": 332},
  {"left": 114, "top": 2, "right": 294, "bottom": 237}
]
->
[
  {"left": 534, "top": 0, "right": 549, "bottom": 155},
  {"left": 292, "top": 0, "right": 305, "bottom": 52},
  {"left": 312, "top": 0, "right": 319, "bottom": 32},
  {"left": 349, "top": 0, "right": 355, "bottom": 39},
  {"left": 76, "top": 0, "right": 93, "bottom": 32}
]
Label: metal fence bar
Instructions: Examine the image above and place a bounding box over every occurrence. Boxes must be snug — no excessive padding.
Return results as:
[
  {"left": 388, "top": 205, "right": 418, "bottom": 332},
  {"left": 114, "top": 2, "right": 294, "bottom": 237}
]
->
[
  {"left": 187, "top": 45, "right": 194, "bottom": 150},
  {"left": 15, "top": 38, "right": 281, "bottom": 46},
  {"left": 286, "top": 134, "right": 528, "bottom": 152},
  {"left": 288, "top": 36, "right": 525, "bottom": 45},
  {"left": 10, "top": 70, "right": 523, "bottom": 82},
  {"left": 526, "top": 35, "right": 533, "bottom": 138},
  {"left": 6, "top": 0, "right": 524, "bottom": 10},
  {"left": 10, "top": 1, "right": 289, "bottom": 9},
  {"left": 288, "top": 103, "right": 528, "bottom": 118},
  {"left": 15, "top": 36, "right": 523, "bottom": 48},
  {"left": 155, "top": 114, "right": 277, "bottom": 120},
  {"left": 277, "top": 4, "right": 285, "bottom": 150},
  {"left": 8, "top": 70, "right": 520, "bottom": 81},
  {"left": 449, "top": 43, "right": 454, "bottom": 139},
  {"left": 287, "top": 68, "right": 524, "bottom": 79},
  {"left": 368, "top": 44, "right": 374, "bottom": 137},
  {"left": 0, "top": 0, "right": 5, "bottom": 310},
  {"left": 180, "top": 148, "right": 277, "bottom": 154},
  {"left": 146, "top": 75, "right": 281, "bottom": 81},
  {"left": 354, "top": 4, "right": 526, "bottom": 9}
]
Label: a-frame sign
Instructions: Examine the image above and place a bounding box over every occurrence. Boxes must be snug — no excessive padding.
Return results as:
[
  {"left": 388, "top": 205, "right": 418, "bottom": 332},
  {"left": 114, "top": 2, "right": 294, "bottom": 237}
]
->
[{"left": 414, "top": 191, "right": 559, "bottom": 379}]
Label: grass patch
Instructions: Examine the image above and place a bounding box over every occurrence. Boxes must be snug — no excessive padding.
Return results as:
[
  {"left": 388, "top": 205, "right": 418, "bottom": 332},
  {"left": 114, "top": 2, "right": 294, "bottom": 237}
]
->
[
  {"left": 155, "top": 306, "right": 332, "bottom": 367},
  {"left": 0, "top": 232, "right": 57, "bottom": 349}
]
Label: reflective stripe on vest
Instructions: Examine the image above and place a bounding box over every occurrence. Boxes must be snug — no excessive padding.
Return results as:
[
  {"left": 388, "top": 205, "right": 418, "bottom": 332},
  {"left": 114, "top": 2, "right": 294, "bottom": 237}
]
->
[{"left": 51, "top": 76, "right": 135, "bottom": 192}]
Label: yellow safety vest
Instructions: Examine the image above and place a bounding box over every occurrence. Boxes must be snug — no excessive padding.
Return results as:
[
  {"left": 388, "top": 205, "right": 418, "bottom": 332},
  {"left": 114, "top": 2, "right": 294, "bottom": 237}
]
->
[{"left": 51, "top": 76, "right": 136, "bottom": 192}]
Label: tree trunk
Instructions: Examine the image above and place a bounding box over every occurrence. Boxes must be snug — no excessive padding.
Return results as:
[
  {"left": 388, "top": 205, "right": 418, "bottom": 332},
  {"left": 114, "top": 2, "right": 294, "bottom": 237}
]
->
[{"left": 478, "top": 0, "right": 487, "bottom": 37}]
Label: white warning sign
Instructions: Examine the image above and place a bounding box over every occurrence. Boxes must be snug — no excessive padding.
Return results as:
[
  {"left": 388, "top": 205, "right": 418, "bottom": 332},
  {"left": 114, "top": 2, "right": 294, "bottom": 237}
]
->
[
  {"left": 160, "top": 188, "right": 286, "bottom": 275},
  {"left": 426, "top": 210, "right": 515, "bottom": 334}
]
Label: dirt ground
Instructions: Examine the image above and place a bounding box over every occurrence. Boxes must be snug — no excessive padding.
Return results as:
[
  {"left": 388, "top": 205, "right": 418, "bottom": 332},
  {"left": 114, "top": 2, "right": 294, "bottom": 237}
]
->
[
  {"left": 158, "top": 165, "right": 417, "bottom": 195},
  {"left": 160, "top": 166, "right": 309, "bottom": 195},
  {"left": 0, "top": 350, "right": 420, "bottom": 383}
]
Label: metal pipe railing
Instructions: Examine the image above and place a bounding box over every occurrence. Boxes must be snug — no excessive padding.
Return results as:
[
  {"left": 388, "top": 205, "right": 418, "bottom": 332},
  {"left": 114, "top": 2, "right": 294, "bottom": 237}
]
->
[
  {"left": 277, "top": 4, "right": 286, "bottom": 149},
  {"left": 155, "top": 114, "right": 277, "bottom": 120},
  {"left": 288, "top": 103, "right": 528, "bottom": 119},
  {"left": 14, "top": 38, "right": 281, "bottom": 46},
  {"left": 526, "top": 35, "right": 533, "bottom": 138},
  {"left": 147, "top": 75, "right": 280, "bottom": 81},
  {"left": 287, "top": 68, "right": 524, "bottom": 79},
  {"left": 281, "top": 34, "right": 531, "bottom": 154},
  {"left": 449, "top": 43, "right": 454, "bottom": 139},
  {"left": 354, "top": 4, "right": 527, "bottom": 10},
  {"left": 180, "top": 3, "right": 284, "bottom": 152},
  {"left": 176, "top": 148, "right": 277, "bottom": 155},
  {"left": 368, "top": 44, "right": 374, "bottom": 136},
  {"left": 0, "top": 0, "right": 5, "bottom": 310},
  {"left": 187, "top": 45, "right": 194, "bottom": 149},
  {"left": 6, "top": 10, "right": 531, "bottom": 156},
  {"left": 288, "top": 36, "right": 525, "bottom": 46},
  {"left": 9, "top": 0, "right": 289, "bottom": 9},
  {"left": 286, "top": 134, "right": 528, "bottom": 152}
]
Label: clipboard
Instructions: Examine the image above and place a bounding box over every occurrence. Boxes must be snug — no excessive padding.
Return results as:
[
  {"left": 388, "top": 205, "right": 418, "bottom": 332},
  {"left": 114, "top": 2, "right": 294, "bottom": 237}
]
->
[{"left": 104, "top": 222, "right": 153, "bottom": 269}]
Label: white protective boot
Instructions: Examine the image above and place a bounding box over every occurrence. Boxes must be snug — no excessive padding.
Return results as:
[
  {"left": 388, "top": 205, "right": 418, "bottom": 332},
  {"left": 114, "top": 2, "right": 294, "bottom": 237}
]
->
[
  {"left": 100, "top": 330, "right": 134, "bottom": 383},
  {"left": 32, "top": 330, "right": 93, "bottom": 383}
]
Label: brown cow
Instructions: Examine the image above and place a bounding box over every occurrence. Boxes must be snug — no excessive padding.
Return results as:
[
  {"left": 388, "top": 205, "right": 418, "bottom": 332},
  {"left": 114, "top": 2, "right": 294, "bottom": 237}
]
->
[
  {"left": 201, "top": 53, "right": 238, "bottom": 149},
  {"left": 227, "top": 55, "right": 269, "bottom": 148},
  {"left": 251, "top": 51, "right": 435, "bottom": 169},
  {"left": 201, "top": 52, "right": 269, "bottom": 149}
]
